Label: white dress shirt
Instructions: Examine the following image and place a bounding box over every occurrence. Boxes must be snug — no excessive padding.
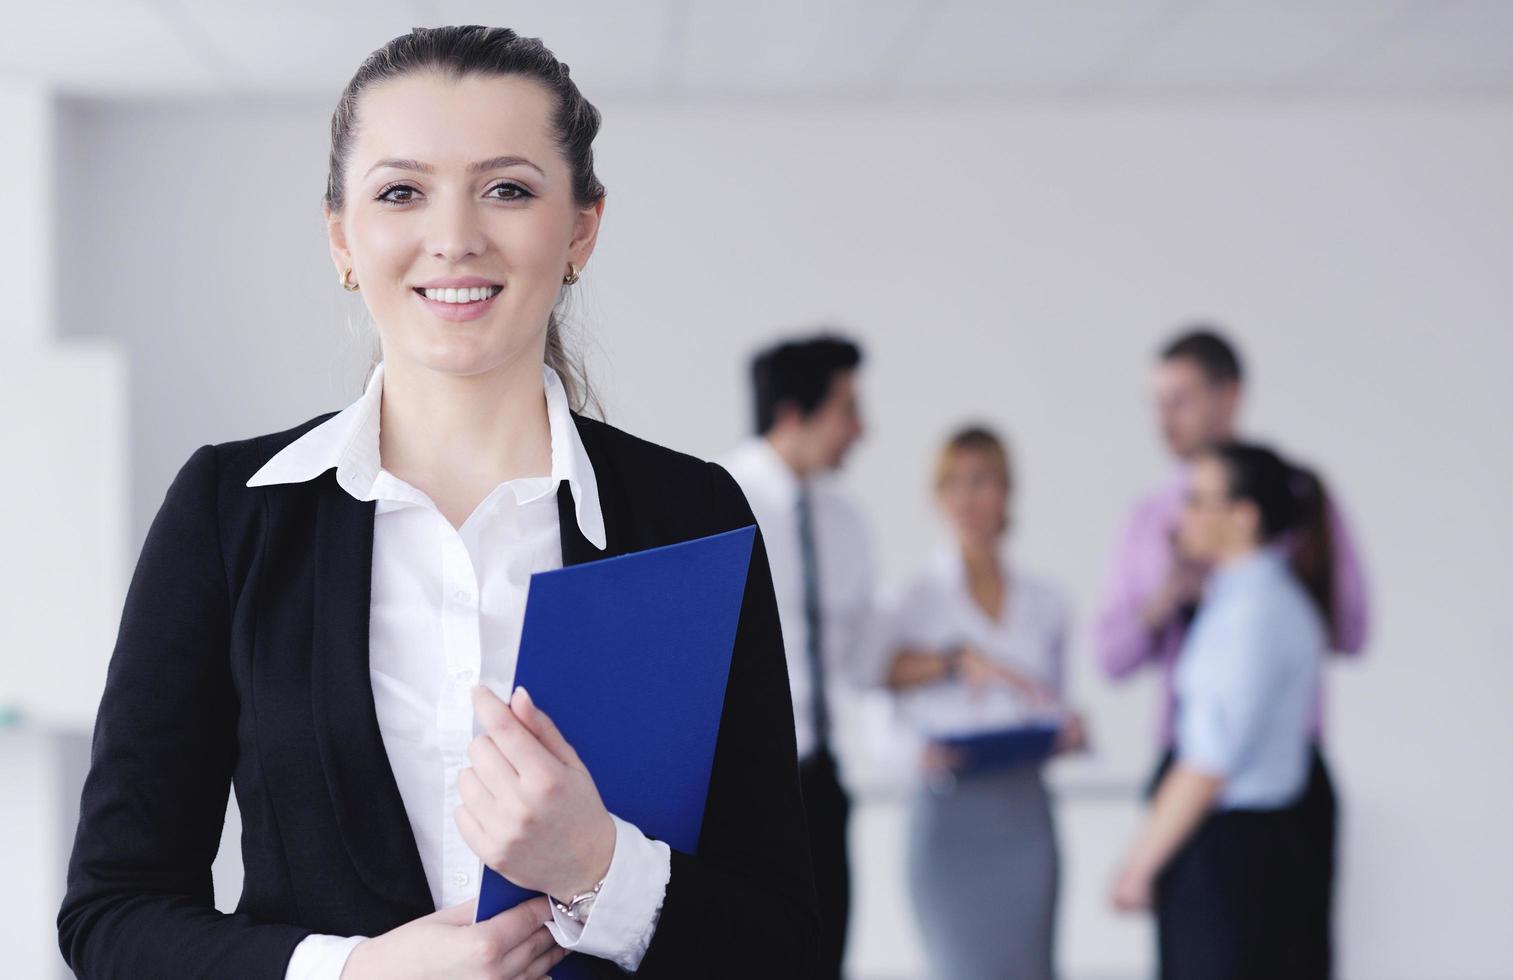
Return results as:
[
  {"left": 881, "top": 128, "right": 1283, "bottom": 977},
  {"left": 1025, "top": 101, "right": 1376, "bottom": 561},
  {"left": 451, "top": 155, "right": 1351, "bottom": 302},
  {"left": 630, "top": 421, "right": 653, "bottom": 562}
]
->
[
  {"left": 881, "top": 544, "right": 1071, "bottom": 738},
  {"left": 247, "top": 361, "right": 670, "bottom": 978},
  {"left": 1175, "top": 548, "right": 1325, "bottom": 810},
  {"left": 716, "top": 437, "right": 883, "bottom": 761}
]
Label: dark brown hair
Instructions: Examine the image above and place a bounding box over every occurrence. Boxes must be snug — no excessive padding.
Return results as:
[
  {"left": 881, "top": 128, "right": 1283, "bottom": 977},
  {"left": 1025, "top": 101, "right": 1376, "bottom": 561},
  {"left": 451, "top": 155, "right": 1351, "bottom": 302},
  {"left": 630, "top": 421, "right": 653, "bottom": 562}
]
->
[
  {"left": 326, "top": 25, "right": 605, "bottom": 412},
  {"left": 749, "top": 333, "right": 863, "bottom": 436},
  {"left": 1208, "top": 441, "right": 1337, "bottom": 638},
  {"left": 1161, "top": 326, "right": 1244, "bottom": 386}
]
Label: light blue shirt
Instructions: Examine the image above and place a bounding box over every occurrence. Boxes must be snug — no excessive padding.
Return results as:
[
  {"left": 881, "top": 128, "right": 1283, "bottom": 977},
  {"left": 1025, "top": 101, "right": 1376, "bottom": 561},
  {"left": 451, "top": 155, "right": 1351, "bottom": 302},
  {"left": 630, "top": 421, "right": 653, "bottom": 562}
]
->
[{"left": 1174, "top": 549, "right": 1326, "bottom": 809}]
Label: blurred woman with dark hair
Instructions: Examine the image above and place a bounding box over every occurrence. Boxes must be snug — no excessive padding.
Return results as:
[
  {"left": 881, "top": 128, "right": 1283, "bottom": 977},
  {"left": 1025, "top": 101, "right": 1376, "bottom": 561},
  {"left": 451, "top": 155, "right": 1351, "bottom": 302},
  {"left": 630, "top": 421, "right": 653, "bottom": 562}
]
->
[{"left": 1111, "top": 441, "right": 1335, "bottom": 979}]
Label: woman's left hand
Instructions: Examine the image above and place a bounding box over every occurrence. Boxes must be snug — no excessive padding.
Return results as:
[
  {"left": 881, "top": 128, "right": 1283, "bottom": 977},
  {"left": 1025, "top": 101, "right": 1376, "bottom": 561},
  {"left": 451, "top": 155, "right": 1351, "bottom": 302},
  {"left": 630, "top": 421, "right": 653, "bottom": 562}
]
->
[
  {"left": 455, "top": 685, "right": 616, "bottom": 903},
  {"left": 1109, "top": 858, "right": 1155, "bottom": 912}
]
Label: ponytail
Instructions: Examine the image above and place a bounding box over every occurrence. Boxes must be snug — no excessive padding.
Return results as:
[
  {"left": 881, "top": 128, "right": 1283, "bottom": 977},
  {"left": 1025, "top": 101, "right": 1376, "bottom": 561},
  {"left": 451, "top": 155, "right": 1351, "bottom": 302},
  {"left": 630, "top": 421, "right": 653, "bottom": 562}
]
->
[
  {"left": 544, "top": 310, "right": 599, "bottom": 417},
  {"left": 1285, "top": 464, "right": 1336, "bottom": 639}
]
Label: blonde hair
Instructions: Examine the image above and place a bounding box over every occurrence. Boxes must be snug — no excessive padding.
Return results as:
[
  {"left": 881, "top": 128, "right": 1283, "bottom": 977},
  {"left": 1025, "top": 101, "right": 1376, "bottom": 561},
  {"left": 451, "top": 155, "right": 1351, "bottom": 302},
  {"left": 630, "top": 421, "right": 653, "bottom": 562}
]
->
[
  {"left": 934, "top": 425, "right": 1014, "bottom": 536},
  {"left": 933, "top": 425, "right": 1014, "bottom": 493}
]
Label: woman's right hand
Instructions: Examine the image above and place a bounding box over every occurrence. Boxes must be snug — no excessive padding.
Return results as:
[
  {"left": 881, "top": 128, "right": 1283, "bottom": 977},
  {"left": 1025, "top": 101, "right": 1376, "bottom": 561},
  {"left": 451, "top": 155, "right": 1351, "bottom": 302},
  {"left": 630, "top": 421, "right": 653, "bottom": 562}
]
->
[
  {"left": 338, "top": 896, "right": 567, "bottom": 980},
  {"left": 1054, "top": 710, "right": 1089, "bottom": 754}
]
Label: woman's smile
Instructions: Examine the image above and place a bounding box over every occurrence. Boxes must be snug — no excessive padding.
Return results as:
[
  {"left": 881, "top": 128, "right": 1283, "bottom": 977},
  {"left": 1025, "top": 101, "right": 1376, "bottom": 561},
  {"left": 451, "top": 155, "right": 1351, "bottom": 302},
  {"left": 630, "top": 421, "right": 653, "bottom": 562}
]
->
[{"left": 411, "top": 282, "right": 503, "bottom": 322}]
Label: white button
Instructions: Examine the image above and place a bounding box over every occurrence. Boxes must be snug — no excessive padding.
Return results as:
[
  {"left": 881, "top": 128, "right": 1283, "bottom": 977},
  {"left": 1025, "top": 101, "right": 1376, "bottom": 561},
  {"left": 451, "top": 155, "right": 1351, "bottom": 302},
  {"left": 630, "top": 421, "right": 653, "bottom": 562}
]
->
[
  {"left": 452, "top": 871, "right": 469, "bottom": 886},
  {"left": 454, "top": 669, "right": 475, "bottom": 684},
  {"left": 453, "top": 588, "right": 473, "bottom": 603}
]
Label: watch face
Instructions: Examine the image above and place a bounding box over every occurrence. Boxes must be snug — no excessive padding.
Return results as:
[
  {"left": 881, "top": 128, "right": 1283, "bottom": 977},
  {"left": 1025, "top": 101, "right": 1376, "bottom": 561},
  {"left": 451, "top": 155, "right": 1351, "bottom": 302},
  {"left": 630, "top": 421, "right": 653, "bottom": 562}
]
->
[
  {"left": 556, "top": 878, "right": 604, "bottom": 920},
  {"left": 557, "top": 890, "right": 595, "bottom": 920}
]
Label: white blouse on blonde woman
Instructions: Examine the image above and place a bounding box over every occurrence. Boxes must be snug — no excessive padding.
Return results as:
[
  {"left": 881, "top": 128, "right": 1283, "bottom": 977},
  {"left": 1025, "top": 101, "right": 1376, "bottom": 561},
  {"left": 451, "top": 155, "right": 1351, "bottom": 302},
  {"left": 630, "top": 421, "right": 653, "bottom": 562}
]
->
[{"left": 883, "top": 544, "right": 1072, "bottom": 739}]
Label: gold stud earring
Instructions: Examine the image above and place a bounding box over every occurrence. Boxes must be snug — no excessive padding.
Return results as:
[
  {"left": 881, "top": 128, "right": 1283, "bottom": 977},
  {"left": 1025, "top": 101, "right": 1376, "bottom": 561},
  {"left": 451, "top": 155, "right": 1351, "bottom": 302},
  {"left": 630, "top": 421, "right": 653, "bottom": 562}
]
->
[
  {"left": 340, "top": 267, "right": 359, "bottom": 291},
  {"left": 562, "top": 262, "right": 580, "bottom": 286}
]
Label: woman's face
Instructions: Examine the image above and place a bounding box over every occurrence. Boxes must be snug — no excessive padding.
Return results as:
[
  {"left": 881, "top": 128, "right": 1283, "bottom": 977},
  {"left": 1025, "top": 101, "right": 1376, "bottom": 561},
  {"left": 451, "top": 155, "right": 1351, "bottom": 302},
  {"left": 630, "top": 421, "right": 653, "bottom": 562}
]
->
[
  {"left": 326, "top": 71, "right": 602, "bottom": 377},
  {"left": 1178, "top": 455, "right": 1253, "bottom": 562},
  {"left": 936, "top": 449, "right": 1009, "bottom": 543}
]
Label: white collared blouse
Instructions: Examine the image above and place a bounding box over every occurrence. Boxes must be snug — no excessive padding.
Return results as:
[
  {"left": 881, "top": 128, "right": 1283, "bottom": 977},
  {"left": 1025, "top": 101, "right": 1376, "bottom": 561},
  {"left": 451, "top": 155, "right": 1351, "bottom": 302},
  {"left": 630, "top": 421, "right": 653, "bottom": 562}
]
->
[
  {"left": 882, "top": 544, "right": 1072, "bottom": 739},
  {"left": 248, "top": 361, "right": 668, "bottom": 977}
]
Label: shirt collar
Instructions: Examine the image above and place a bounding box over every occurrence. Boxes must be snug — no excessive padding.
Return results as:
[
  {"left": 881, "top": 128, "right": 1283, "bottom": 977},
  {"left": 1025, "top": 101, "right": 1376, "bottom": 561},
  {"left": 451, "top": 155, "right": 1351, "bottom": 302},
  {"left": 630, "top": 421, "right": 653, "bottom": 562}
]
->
[
  {"left": 246, "top": 360, "right": 606, "bottom": 550},
  {"left": 728, "top": 435, "right": 807, "bottom": 508},
  {"left": 929, "top": 538, "right": 1013, "bottom": 591},
  {"left": 1207, "top": 547, "right": 1287, "bottom": 599}
]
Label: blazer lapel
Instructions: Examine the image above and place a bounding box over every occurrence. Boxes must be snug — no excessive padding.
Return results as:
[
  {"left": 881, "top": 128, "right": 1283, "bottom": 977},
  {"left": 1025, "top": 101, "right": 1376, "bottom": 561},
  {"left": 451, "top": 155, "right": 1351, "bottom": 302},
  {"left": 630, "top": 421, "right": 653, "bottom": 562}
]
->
[{"left": 310, "top": 474, "right": 434, "bottom": 913}]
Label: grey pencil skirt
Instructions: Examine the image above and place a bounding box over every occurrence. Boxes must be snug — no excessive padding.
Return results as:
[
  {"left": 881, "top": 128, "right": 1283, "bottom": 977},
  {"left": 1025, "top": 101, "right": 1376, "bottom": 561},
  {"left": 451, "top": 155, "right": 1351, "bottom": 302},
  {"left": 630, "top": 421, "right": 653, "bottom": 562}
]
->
[{"left": 906, "top": 762, "right": 1059, "bottom": 980}]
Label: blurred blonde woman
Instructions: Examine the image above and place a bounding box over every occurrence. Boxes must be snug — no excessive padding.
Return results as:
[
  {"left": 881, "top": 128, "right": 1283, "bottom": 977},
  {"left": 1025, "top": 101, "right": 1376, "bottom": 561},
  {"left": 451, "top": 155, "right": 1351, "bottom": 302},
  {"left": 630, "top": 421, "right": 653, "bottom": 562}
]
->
[{"left": 881, "top": 426, "right": 1085, "bottom": 980}]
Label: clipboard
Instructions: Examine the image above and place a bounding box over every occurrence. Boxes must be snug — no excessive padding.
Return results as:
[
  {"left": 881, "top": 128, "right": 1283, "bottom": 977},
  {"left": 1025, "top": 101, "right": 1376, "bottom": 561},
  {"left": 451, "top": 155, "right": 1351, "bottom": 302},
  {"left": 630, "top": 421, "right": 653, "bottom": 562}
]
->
[{"left": 472, "top": 525, "right": 756, "bottom": 976}]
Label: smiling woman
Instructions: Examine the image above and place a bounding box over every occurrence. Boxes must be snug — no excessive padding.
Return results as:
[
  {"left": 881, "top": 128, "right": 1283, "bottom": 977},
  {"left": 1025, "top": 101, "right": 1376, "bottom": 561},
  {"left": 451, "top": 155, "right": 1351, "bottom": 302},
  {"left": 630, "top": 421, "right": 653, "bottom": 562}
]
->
[{"left": 57, "top": 25, "right": 818, "bottom": 980}]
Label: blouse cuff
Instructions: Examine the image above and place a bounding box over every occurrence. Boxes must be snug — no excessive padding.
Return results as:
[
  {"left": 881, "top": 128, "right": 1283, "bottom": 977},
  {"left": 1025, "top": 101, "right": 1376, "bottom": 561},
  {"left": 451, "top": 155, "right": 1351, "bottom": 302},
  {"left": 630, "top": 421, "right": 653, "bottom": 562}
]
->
[
  {"left": 283, "top": 934, "right": 366, "bottom": 980},
  {"left": 544, "top": 812, "right": 671, "bottom": 971}
]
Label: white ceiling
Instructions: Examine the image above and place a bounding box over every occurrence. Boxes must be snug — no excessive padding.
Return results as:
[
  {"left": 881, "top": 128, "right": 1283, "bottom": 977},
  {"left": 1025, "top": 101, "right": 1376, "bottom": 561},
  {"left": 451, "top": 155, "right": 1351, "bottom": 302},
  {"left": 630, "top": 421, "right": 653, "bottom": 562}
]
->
[{"left": 2, "top": 0, "right": 1511, "bottom": 101}]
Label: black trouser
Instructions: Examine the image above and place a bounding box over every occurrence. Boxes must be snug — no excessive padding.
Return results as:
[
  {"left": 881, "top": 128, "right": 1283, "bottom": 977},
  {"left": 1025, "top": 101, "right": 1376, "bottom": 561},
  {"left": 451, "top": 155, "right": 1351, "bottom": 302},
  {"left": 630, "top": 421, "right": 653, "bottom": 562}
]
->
[
  {"left": 1147, "top": 744, "right": 1336, "bottom": 980},
  {"left": 1296, "top": 744, "right": 1338, "bottom": 976},
  {"left": 799, "top": 746, "right": 852, "bottom": 979}
]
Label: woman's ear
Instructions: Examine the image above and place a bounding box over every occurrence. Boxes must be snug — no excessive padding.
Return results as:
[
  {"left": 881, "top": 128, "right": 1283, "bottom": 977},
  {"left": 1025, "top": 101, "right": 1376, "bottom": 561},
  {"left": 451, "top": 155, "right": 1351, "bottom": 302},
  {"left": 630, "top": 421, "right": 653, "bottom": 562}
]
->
[
  {"left": 324, "top": 203, "right": 352, "bottom": 279},
  {"left": 568, "top": 197, "right": 605, "bottom": 271}
]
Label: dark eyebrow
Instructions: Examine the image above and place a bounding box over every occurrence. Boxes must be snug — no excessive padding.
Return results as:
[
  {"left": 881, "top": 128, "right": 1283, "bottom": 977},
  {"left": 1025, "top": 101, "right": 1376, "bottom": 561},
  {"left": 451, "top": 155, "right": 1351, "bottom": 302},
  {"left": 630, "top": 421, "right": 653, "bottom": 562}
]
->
[{"left": 363, "top": 155, "right": 545, "bottom": 179}]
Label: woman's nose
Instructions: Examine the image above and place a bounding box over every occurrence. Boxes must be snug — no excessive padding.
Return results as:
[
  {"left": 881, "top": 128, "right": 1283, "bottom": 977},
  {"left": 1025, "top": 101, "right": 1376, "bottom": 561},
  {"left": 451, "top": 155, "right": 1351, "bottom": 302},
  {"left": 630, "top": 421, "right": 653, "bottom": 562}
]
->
[{"left": 425, "top": 193, "right": 487, "bottom": 261}]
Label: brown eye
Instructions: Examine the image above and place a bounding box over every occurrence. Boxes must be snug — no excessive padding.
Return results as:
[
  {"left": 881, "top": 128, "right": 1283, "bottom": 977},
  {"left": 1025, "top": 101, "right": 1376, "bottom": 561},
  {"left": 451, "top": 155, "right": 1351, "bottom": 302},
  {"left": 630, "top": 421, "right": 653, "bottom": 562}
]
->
[
  {"left": 376, "top": 183, "right": 418, "bottom": 205},
  {"left": 487, "top": 181, "right": 534, "bottom": 201}
]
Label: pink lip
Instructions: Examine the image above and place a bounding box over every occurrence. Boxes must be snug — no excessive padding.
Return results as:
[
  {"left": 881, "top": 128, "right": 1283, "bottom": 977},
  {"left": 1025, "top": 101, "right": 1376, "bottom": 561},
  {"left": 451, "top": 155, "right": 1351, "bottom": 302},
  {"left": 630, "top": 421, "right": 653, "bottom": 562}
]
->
[{"left": 413, "top": 284, "right": 501, "bottom": 322}]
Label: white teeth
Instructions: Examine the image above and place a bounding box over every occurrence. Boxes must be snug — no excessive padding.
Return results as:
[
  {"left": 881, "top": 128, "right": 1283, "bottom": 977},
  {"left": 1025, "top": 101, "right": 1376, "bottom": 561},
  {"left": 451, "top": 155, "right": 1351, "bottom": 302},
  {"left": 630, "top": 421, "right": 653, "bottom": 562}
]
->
[{"left": 422, "top": 285, "right": 501, "bottom": 303}]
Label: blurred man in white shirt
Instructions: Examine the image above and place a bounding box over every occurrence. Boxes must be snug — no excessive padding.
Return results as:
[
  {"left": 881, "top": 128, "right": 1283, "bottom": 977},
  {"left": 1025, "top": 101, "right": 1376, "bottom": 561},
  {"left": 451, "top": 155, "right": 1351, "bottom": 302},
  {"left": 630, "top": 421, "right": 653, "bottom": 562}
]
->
[{"left": 718, "top": 333, "right": 880, "bottom": 980}]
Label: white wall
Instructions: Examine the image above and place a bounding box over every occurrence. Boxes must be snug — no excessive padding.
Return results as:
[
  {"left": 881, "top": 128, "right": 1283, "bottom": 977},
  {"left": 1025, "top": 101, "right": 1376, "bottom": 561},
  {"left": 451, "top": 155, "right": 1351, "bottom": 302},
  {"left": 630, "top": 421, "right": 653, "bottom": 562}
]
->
[
  {"left": 51, "top": 94, "right": 1513, "bottom": 978},
  {"left": 0, "top": 80, "right": 128, "bottom": 980},
  {"left": 0, "top": 82, "right": 128, "bottom": 732}
]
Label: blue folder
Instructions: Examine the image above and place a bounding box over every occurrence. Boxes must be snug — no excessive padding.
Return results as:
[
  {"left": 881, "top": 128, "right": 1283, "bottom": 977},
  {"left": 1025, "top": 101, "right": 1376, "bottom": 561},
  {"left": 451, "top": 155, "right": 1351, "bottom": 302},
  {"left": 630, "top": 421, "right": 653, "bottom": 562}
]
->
[
  {"left": 939, "top": 720, "right": 1061, "bottom": 774},
  {"left": 473, "top": 525, "right": 756, "bottom": 973}
]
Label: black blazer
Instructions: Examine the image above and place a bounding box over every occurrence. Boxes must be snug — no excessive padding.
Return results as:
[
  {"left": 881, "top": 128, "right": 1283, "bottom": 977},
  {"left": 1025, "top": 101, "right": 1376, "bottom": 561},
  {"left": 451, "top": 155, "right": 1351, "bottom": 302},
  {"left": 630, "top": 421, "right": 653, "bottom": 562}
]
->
[{"left": 58, "top": 410, "right": 820, "bottom": 978}]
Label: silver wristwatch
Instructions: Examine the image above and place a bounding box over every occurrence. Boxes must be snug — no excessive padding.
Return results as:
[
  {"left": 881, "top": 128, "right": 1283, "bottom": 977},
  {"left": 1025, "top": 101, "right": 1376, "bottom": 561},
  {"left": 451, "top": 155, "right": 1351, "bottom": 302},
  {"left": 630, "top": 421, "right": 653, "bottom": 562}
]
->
[{"left": 550, "top": 877, "right": 605, "bottom": 922}]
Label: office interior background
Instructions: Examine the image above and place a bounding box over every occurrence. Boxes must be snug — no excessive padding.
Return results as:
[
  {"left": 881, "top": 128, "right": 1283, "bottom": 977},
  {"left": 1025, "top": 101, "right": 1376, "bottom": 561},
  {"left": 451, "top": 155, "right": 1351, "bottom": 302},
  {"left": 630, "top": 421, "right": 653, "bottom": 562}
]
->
[{"left": 3, "top": 2, "right": 1511, "bottom": 977}]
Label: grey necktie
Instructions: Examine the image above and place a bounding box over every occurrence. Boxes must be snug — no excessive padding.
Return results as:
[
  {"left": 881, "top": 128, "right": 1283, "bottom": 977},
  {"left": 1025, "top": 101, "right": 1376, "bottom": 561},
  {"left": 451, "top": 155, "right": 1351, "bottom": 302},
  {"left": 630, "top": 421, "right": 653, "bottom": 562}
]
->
[{"left": 796, "top": 485, "right": 831, "bottom": 754}]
